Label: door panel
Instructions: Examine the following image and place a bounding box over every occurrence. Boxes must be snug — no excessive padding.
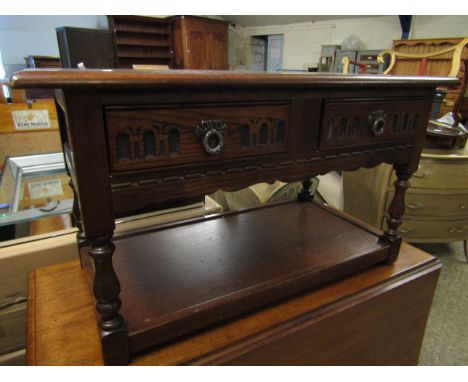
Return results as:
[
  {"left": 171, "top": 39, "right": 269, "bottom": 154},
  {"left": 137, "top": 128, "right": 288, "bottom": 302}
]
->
[
  {"left": 187, "top": 30, "right": 208, "bottom": 69},
  {"left": 267, "top": 35, "right": 284, "bottom": 72},
  {"left": 211, "top": 31, "right": 228, "bottom": 70}
]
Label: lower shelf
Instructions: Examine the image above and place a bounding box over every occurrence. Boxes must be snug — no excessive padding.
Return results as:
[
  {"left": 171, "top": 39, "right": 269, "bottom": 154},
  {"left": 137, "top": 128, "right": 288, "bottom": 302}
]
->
[{"left": 81, "top": 200, "right": 395, "bottom": 355}]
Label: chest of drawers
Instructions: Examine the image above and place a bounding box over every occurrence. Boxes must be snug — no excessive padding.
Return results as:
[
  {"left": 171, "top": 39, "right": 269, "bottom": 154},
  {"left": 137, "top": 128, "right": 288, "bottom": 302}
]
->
[
  {"left": 10, "top": 69, "right": 455, "bottom": 364},
  {"left": 343, "top": 145, "right": 468, "bottom": 260}
]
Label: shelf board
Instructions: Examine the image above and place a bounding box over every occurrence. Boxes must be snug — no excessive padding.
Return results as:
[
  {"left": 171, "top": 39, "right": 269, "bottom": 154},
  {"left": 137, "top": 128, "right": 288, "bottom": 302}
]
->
[
  {"left": 117, "top": 53, "right": 172, "bottom": 59},
  {"left": 114, "top": 28, "right": 171, "bottom": 36},
  {"left": 81, "top": 200, "right": 392, "bottom": 354},
  {"left": 116, "top": 41, "right": 171, "bottom": 48}
]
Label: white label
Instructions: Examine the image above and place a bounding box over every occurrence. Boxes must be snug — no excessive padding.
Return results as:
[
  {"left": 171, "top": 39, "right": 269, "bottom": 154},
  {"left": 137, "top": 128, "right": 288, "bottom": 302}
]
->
[
  {"left": 28, "top": 178, "right": 63, "bottom": 199},
  {"left": 12, "top": 109, "right": 51, "bottom": 130}
]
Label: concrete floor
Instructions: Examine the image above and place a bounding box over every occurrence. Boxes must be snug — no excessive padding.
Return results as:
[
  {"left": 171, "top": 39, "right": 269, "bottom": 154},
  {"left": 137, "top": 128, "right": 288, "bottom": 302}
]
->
[{"left": 416, "top": 241, "right": 468, "bottom": 365}]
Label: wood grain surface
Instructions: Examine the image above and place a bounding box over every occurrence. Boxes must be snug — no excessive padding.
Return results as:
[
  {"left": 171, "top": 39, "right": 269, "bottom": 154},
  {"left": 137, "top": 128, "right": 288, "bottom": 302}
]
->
[
  {"left": 80, "top": 201, "right": 391, "bottom": 354},
  {"left": 12, "top": 69, "right": 451, "bottom": 364},
  {"left": 27, "top": 242, "right": 440, "bottom": 365},
  {"left": 9, "top": 69, "right": 458, "bottom": 89}
]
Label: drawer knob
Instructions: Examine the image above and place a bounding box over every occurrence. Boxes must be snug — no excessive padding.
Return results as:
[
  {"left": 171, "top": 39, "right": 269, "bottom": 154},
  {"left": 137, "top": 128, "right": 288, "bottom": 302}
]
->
[
  {"left": 406, "top": 202, "right": 424, "bottom": 209},
  {"left": 449, "top": 227, "right": 466, "bottom": 234},
  {"left": 399, "top": 226, "right": 414, "bottom": 234},
  {"left": 195, "top": 120, "right": 228, "bottom": 155},
  {"left": 461, "top": 203, "right": 468, "bottom": 210},
  {"left": 368, "top": 110, "right": 387, "bottom": 136},
  {"left": 412, "top": 172, "right": 430, "bottom": 179}
]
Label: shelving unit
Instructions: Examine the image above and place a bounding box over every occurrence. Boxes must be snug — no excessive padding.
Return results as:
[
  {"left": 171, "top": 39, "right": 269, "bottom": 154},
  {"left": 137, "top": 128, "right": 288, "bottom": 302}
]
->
[{"left": 107, "top": 15, "right": 174, "bottom": 69}]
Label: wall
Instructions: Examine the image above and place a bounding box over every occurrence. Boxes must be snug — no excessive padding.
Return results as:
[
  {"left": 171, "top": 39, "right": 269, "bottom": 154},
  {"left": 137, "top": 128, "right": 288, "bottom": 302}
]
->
[
  {"left": 232, "top": 15, "right": 468, "bottom": 71},
  {"left": 0, "top": 16, "right": 108, "bottom": 76},
  {"left": 2, "top": 15, "right": 468, "bottom": 75},
  {"left": 411, "top": 16, "right": 468, "bottom": 39},
  {"left": 234, "top": 16, "right": 402, "bottom": 71}
]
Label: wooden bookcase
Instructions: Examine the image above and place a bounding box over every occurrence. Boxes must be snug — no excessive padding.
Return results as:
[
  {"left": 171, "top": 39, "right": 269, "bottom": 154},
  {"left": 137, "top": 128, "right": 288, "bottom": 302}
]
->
[
  {"left": 107, "top": 15, "right": 174, "bottom": 69},
  {"left": 107, "top": 16, "right": 229, "bottom": 70}
]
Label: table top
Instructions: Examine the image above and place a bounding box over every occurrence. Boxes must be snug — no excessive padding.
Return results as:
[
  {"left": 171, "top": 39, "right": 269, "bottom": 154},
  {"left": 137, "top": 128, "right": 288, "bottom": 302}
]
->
[
  {"left": 27, "top": 242, "right": 438, "bottom": 365},
  {"left": 9, "top": 69, "right": 458, "bottom": 89}
]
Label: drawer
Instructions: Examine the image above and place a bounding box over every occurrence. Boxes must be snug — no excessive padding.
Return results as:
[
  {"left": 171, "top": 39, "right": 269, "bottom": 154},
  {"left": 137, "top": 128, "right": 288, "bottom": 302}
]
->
[
  {"left": 385, "top": 217, "right": 468, "bottom": 241},
  {"left": 390, "top": 162, "right": 468, "bottom": 189},
  {"left": 358, "top": 54, "right": 378, "bottom": 61},
  {"left": 385, "top": 192, "right": 468, "bottom": 218},
  {"left": 320, "top": 97, "right": 425, "bottom": 150},
  {"left": 363, "top": 63, "right": 380, "bottom": 71},
  {"left": 105, "top": 103, "right": 290, "bottom": 172}
]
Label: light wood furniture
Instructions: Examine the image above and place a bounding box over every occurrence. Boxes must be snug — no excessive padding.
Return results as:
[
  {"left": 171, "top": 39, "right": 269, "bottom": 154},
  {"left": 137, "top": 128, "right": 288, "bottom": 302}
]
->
[
  {"left": 10, "top": 69, "right": 454, "bottom": 365},
  {"left": 170, "top": 16, "right": 228, "bottom": 70},
  {"left": 210, "top": 179, "right": 319, "bottom": 211},
  {"left": 0, "top": 100, "right": 61, "bottom": 166},
  {"left": 343, "top": 145, "right": 468, "bottom": 261},
  {"left": 107, "top": 15, "right": 174, "bottom": 69},
  {"left": 26, "top": 242, "right": 440, "bottom": 365},
  {"left": 378, "top": 37, "right": 468, "bottom": 121},
  {"left": 0, "top": 198, "right": 222, "bottom": 365},
  {"left": 132, "top": 64, "right": 169, "bottom": 71}
]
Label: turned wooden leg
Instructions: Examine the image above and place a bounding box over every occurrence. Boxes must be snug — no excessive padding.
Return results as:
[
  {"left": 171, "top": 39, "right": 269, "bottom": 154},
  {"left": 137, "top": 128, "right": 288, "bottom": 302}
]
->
[
  {"left": 88, "top": 236, "right": 129, "bottom": 365},
  {"left": 297, "top": 178, "right": 314, "bottom": 202},
  {"left": 383, "top": 164, "right": 411, "bottom": 264}
]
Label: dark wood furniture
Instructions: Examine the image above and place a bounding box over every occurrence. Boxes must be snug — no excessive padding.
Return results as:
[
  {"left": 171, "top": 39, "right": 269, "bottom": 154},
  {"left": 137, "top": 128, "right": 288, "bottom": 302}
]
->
[
  {"left": 56, "top": 27, "right": 117, "bottom": 69},
  {"left": 107, "top": 15, "right": 174, "bottom": 69},
  {"left": 170, "top": 16, "right": 229, "bottom": 70},
  {"left": 10, "top": 70, "right": 456, "bottom": 365},
  {"left": 24, "top": 55, "right": 61, "bottom": 99},
  {"left": 26, "top": 243, "right": 440, "bottom": 365},
  {"left": 25, "top": 55, "right": 61, "bottom": 69}
]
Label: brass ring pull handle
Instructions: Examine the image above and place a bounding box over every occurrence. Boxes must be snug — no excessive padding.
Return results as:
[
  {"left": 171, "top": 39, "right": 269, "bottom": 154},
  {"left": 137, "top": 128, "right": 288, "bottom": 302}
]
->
[
  {"left": 406, "top": 202, "right": 425, "bottom": 209},
  {"left": 461, "top": 203, "right": 468, "bottom": 210},
  {"left": 450, "top": 227, "right": 466, "bottom": 233},
  {"left": 368, "top": 110, "right": 387, "bottom": 136},
  {"left": 195, "top": 120, "right": 228, "bottom": 155},
  {"left": 399, "top": 226, "right": 414, "bottom": 233}
]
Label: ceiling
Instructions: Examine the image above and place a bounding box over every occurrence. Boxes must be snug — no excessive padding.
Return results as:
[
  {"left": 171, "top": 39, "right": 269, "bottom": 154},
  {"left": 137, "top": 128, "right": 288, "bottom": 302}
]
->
[{"left": 220, "top": 15, "right": 374, "bottom": 27}]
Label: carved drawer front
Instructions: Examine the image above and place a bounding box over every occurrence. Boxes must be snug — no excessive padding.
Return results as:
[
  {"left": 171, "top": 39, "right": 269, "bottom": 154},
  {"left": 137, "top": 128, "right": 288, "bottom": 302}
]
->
[
  {"left": 383, "top": 216, "right": 468, "bottom": 241},
  {"left": 320, "top": 97, "right": 425, "bottom": 150},
  {"left": 386, "top": 191, "right": 468, "bottom": 218},
  {"left": 105, "top": 103, "right": 290, "bottom": 172},
  {"left": 389, "top": 162, "right": 468, "bottom": 189}
]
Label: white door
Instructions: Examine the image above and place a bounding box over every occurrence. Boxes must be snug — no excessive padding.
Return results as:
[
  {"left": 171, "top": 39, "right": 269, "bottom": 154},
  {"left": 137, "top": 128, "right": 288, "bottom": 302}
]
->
[{"left": 267, "top": 35, "right": 284, "bottom": 72}]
